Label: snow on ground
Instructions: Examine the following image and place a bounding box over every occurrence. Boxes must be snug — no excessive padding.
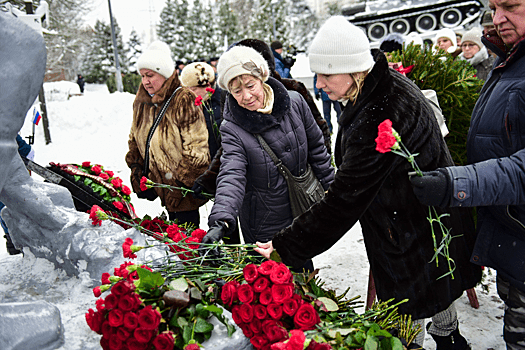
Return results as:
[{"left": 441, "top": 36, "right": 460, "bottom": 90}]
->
[{"left": 0, "top": 81, "right": 506, "bottom": 349}]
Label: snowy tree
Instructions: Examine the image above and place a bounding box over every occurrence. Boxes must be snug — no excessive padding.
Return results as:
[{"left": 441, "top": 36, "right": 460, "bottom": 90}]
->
[
  {"left": 213, "top": 0, "right": 242, "bottom": 55},
  {"left": 127, "top": 29, "right": 143, "bottom": 73},
  {"left": 157, "top": 0, "right": 189, "bottom": 62},
  {"left": 247, "top": 0, "right": 289, "bottom": 45},
  {"left": 287, "top": 0, "right": 320, "bottom": 51}
]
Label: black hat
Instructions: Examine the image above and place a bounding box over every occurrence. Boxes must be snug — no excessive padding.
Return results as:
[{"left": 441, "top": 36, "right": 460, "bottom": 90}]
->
[
  {"left": 270, "top": 41, "right": 283, "bottom": 50},
  {"left": 236, "top": 39, "right": 277, "bottom": 75},
  {"left": 379, "top": 33, "right": 404, "bottom": 53}
]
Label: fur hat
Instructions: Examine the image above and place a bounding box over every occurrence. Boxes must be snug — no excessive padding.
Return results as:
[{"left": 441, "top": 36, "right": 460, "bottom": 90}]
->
[
  {"left": 180, "top": 62, "right": 216, "bottom": 87},
  {"left": 461, "top": 27, "right": 483, "bottom": 49},
  {"left": 217, "top": 45, "right": 269, "bottom": 91},
  {"left": 433, "top": 28, "right": 458, "bottom": 54},
  {"left": 136, "top": 41, "right": 175, "bottom": 79},
  {"left": 309, "top": 16, "right": 374, "bottom": 75},
  {"left": 380, "top": 33, "right": 405, "bottom": 53},
  {"left": 270, "top": 41, "right": 283, "bottom": 50}
]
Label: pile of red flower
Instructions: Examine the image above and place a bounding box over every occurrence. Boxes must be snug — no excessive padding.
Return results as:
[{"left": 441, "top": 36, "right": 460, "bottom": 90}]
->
[
  {"left": 86, "top": 262, "right": 175, "bottom": 350},
  {"left": 221, "top": 260, "right": 330, "bottom": 350}
]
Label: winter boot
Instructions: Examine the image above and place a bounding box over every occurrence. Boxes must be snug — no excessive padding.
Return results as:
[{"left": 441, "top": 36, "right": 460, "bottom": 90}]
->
[
  {"left": 450, "top": 327, "right": 470, "bottom": 350},
  {"left": 427, "top": 322, "right": 471, "bottom": 350}
]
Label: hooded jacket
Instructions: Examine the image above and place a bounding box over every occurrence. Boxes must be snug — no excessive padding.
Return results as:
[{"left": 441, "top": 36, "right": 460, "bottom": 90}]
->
[
  {"left": 273, "top": 51, "right": 481, "bottom": 319},
  {"left": 126, "top": 71, "right": 210, "bottom": 212},
  {"left": 208, "top": 77, "right": 334, "bottom": 243}
]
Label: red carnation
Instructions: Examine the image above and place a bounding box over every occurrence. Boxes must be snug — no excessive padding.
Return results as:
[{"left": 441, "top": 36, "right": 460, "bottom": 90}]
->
[
  {"left": 205, "top": 87, "right": 215, "bottom": 94},
  {"left": 195, "top": 95, "right": 203, "bottom": 106},
  {"left": 270, "top": 263, "right": 292, "bottom": 284},
  {"left": 85, "top": 308, "right": 104, "bottom": 334},
  {"left": 100, "top": 173, "right": 109, "bottom": 180},
  {"left": 271, "top": 284, "right": 294, "bottom": 304},
  {"left": 184, "top": 344, "right": 201, "bottom": 350},
  {"left": 95, "top": 298, "right": 105, "bottom": 312},
  {"left": 258, "top": 260, "right": 277, "bottom": 275},
  {"left": 191, "top": 228, "right": 207, "bottom": 241},
  {"left": 254, "top": 304, "right": 268, "bottom": 320},
  {"left": 111, "top": 177, "right": 123, "bottom": 188},
  {"left": 267, "top": 302, "right": 283, "bottom": 320},
  {"left": 238, "top": 283, "right": 255, "bottom": 304},
  {"left": 293, "top": 304, "right": 320, "bottom": 331},
  {"left": 140, "top": 176, "right": 149, "bottom": 191},
  {"left": 243, "top": 264, "right": 259, "bottom": 283},
  {"left": 221, "top": 280, "right": 239, "bottom": 306},
  {"left": 112, "top": 280, "right": 136, "bottom": 296},
  {"left": 113, "top": 201, "right": 124, "bottom": 211},
  {"left": 106, "top": 170, "right": 114, "bottom": 177},
  {"left": 123, "top": 237, "right": 137, "bottom": 259},
  {"left": 138, "top": 305, "right": 161, "bottom": 330},
  {"left": 89, "top": 205, "right": 105, "bottom": 226},
  {"left": 287, "top": 330, "right": 307, "bottom": 350},
  {"left": 375, "top": 119, "right": 398, "bottom": 153},
  {"left": 239, "top": 303, "right": 254, "bottom": 323},
  {"left": 93, "top": 286, "right": 102, "bottom": 298},
  {"left": 101, "top": 272, "right": 111, "bottom": 285},
  {"left": 122, "top": 185, "right": 131, "bottom": 195}
]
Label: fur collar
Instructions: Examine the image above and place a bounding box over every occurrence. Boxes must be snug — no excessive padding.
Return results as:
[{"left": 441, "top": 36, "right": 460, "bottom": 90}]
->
[
  {"left": 224, "top": 76, "right": 291, "bottom": 134},
  {"left": 339, "top": 49, "right": 391, "bottom": 126},
  {"left": 134, "top": 71, "right": 182, "bottom": 106},
  {"left": 459, "top": 46, "right": 489, "bottom": 66}
]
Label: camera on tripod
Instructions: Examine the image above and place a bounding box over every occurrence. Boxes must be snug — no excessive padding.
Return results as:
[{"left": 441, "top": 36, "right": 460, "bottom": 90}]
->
[{"left": 283, "top": 45, "right": 304, "bottom": 69}]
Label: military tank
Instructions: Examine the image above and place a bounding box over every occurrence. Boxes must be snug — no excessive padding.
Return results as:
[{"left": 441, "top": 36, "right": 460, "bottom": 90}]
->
[{"left": 342, "top": 0, "right": 485, "bottom": 42}]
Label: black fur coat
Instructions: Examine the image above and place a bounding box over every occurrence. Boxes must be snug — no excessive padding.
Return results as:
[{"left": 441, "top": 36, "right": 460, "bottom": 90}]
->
[{"left": 273, "top": 50, "right": 481, "bottom": 319}]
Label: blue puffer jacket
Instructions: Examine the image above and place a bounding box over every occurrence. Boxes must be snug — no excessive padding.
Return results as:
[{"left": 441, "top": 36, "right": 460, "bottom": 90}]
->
[
  {"left": 208, "top": 77, "right": 334, "bottom": 243},
  {"left": 447, "top": 36, "right": 525, "bottom": 291}
]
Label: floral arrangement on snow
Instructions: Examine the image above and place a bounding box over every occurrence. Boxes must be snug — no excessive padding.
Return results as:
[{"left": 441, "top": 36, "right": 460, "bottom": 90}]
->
[
  {"left": 49, "top": 161, "right": 137, "bottom": 219},
  {"left": 86, "top": 205, "right": 421, "bottom": 350}
]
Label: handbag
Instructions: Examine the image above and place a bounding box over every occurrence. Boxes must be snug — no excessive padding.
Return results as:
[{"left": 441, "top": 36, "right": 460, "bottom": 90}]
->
[{"left": 255, "top": 134, "right": 325, "bottom": 218}]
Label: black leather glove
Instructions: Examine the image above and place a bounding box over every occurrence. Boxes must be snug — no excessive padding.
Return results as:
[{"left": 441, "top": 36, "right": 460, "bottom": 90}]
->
[
  {"left": 315, "top": 92, "right": 320, "bottom": 100},
  {"left": 283, "top": 56, "right": 296, "bottom": 69},
  {"left": 410, "top": 169, "right": 451, "bottom": 208},
  {"left": 199, "top": 221, "right": 230, "bottom": 260},
  {"left": 137, "top": 187, "right": 158, "bottom": 201},
  {"left": 191, "top": 182, "right": 208, "bottom": 200}
]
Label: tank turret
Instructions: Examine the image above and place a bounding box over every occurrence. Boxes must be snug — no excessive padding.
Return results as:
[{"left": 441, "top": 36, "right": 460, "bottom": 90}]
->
[{"left": 342, "top": 0, "right": 485, "bottom": 43}]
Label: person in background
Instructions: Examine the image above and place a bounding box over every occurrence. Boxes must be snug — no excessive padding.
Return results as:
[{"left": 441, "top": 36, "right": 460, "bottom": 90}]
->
[
  {"left": 77, "top": 74, "right": 85, "bottom": 94},
  {"left": 313, "top": 73, "right": 341, "bottom": 134},
  {"left": 458, "top": 27, "right": 495, "bottom": 81},
  {"left": 1, "top": 134, "right": 34, "bottom": 255},
  {"left": 207, "top": 57, "right": 219, "bottom": 75},
  {"left": 270, "top": 40, "right": 292, "bottom": 78},
  {"left": 126, "top": 41, "right": 210, "bottom": 227},
  {"left": 175, "top": 60, "right": 186, "bottom": 76},
  {"left": 379, "top": 33, "right": 404, "bottom": 54},
  {"left": 201, "top": 45, "right": 334, "bottom": 272},
  {"left": 434, "top": 28, "right": 460, "bottom": 57},
  {"left": 256, "top": 16, "right": 481, "bottom": 349},
  {"left": 410, "top": 0, "right": 525, "bottom": 347},
  {"left": 481, "top": 9, "right": 495, "bottom": 35}
]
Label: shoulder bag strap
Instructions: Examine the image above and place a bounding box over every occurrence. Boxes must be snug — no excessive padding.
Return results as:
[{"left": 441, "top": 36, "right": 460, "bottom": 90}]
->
[
  {"left": 143, "top": 86, "right": 182, "bottom": 175},
  {"left": 255, "top": 134, "right": 290, "bottom": 180}
]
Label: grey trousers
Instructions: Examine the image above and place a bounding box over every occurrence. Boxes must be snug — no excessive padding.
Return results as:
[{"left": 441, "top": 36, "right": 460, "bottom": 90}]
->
[{"left": 497, "top": 275, "right": 525, "bottom": 350}]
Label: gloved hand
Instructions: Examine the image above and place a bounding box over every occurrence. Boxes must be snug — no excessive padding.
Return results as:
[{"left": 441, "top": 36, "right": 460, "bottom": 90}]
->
[
  {"left": 410, "top": 169, "right": 451, "bottom": 208},
  {"left": 137, "top": 187, "right": 158, "bottom": 201},
  {"left": 199, "top": 221, "right": 230, "bottom": 260},
  {"left": 315, "top": 92, "right": 320, "bottom": 100},
  {"left": 283, "top": 56, "right": 296, "bottom": 69},
  {"left": 191, "top": 182, "right": 209, "bottom": 200}
]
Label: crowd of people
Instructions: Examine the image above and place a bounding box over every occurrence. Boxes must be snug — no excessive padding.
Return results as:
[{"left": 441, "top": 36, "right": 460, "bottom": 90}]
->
[{"left": 3, "top": 1, "right": 523, "bottom": 348}]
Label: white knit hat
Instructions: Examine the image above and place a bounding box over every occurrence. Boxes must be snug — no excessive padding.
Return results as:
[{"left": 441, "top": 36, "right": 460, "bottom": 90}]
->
[
  {"left": 217, "top": 45, "right": 269, "bottom": 91},
  {"left": 136, "top": 41, "right": 175, "bottom": 79},
  {"left": 433, "top": 28, "right": 458, "bottom": 54},
  {"left": 309, "top": 16, "right": 374, "bottom": 75},
  {"left": 405, "top": 32, "right": 424, "bottom": 47},
  {"left": 461, "top": 27, "right": 483, "bottom": 50},
  {"left": 180, "top": 62, "right": 216, "bottom": 87}
]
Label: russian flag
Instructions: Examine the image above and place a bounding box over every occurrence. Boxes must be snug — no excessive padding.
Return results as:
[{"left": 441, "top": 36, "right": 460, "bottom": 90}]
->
[{"left": 32, "top": 109, "right": 41, "bottom": 125}]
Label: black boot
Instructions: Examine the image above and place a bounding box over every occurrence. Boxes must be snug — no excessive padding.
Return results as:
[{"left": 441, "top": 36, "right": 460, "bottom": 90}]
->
[
  {"left": 427, "top": 322, "right": 453, "bottom": 350},
  {"left": 451, "top": 327, "right": 470, "bottom": 350}
]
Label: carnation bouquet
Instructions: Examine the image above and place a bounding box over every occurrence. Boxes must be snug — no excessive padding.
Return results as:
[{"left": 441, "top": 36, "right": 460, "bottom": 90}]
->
[{"left": 86, "top": 206, "right": 421, "bottom": 350}]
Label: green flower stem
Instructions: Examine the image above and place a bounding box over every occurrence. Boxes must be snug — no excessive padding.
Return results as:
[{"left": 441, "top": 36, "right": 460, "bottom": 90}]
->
[{"left": 147, "top": 182, "right": 214, "bottom": 200}]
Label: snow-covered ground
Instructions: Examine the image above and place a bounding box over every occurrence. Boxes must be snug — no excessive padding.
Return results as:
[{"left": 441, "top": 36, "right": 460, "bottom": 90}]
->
[{"left": 0, "top": 81, "right": 506, "bottom": 349}]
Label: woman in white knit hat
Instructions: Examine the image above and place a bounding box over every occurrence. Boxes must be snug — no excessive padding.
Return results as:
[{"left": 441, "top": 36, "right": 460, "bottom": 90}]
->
[
  {"left": 256, "top": 16, "right": 481, "bottom": 349},
  {"left": 458, "top": 27, "right": 495, "bottom": 81},
  {"left": 125, "top": 41, "right": 210, "bottom": 227},
  {"left": 200, "top": 45, "right": 334, "bottom": 272}
]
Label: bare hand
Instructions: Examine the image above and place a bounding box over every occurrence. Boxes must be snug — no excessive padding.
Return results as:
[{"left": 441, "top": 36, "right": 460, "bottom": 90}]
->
[{"left": 254, "top": 241, "right": 273, "bottom": 259}]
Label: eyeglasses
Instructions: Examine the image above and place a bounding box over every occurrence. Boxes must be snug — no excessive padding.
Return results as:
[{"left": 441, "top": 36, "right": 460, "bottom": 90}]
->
[{"left": 461, "top": 43, "right": 478, "bottom": 49}]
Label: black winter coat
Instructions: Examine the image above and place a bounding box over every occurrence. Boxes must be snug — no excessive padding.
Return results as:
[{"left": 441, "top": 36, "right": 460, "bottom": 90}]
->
[
  {"left": 448, "top": 35, "right": 525, "bottom": 292},
  {"left": 203, "top": 86, "right": 223, "bottom": 159},
  {"left": 209, "top": 77, "right": 334, "bottom": 244},
  {"left": 273, "top": 51, "right": 481, "bottom": 319}
]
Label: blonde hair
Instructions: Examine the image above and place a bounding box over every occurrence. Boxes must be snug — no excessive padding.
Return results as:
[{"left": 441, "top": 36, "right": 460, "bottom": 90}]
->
[{"left": 343, "top": 71, "right": 368, "bottom": 104}]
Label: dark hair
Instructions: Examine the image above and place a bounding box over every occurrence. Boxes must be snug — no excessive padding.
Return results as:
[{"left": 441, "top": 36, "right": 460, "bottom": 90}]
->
[{"left": 270, "top": 41, "right": 283, "bottom": 50}]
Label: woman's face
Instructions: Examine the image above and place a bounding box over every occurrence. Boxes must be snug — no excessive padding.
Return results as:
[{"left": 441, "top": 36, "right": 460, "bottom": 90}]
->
[
  {"left": 437, "top": 37, "right": 454, "bottom": 51},
  {"left": 229, "top": 75, "right": 265, "bottom": 111},
  {"left": 461, "top": 41, "right": 480, "bottom": 59},
  {"left": 140, "top": 69, "right": 167, "bottom": 95},
  {"left": 315, "top": 73, "right": 356, "bottom": 101}
]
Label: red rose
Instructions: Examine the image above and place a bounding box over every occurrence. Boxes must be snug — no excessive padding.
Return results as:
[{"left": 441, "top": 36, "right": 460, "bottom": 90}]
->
[
  {"left": 118, "top": 293, "right": 139, "bottom": 312},
  {"left": 140, "top": 176, "right": 149, "bottom": 191},
  {"left": 82, "top": 161, "right": 91, "bottom": 168},
  {"left": 113, "top": 201, "right": 124, "bottom": 211},
  {"left": 101, "top": 321, "right": 114, "bottom": 338},
  {"left": 282, "top": 298, "right": 299, "bottom": 316},
  {"left": 239, "top": 303, "right": 254, "bottom": 323},
  {"left": 134, "top": 327, "right": 155, "bottom": 343},
  {"left": 106, "top": 170, "right": 114, "bottom": 177},
  {"left": 231, "top": 305, "right": 242, "bottom": 325},
  {"left": 375, "top": 119, "right": 397, "bottom": 153},
  {"left": 85, "top": 308, "right": 104, "bottom": 334},
  {"left": 250, "top": 334, "right": 269, "bottom": 349},
  {"left": 254, "top": 304, "right": 268, "bottom": 320},
  {"left": 138, "top": 305, "right": 161, "bottom": 330},
  {"left": 306, "top": 340, "right": 333, "bottom": 350},
  {"left": 271, "top": 284, "right": 294, "bottom": 304},
  {"left": 93, "top": 286, "right": 102, "bottom": 298},
  {"left": 124, "top": 311, "right": 139, "bottom": 330},
  {"left": 100, "top": 173, "right": 110, "bottom": 180},
  {"left": 259, "top": 289, "right": 273, "bottom": 305},
  {"left": 267, "top": 303, "right": 283, "bottom": 320},
  {"left": 238, "top": 283, "right": 255, "bottom": 304},
  {"left": 243, "top": 264, "right": 259, "bottom": 283},
  {"left": 101, "top": 272, "right": 111, "bottom": 285},
  {"left": 116, "top": 327, "right": 131, "bottom": 341},
  {"left": 122, "top": 185, "right": 131, "bottom": 195},
  {"left": 195, "top": 95, "right": 203, "bottom": 106},
  {"left": 262, "top": 320, "right": 288, "bottom": 343},
  {"left": 100, "top": 336, "right": 110, "bottom": 350},
  {"left": 191, "top": 228, "right": 207, "bottom": 241},
  {"left": 112, "top": 280, "right": 135, "bottom": 296},
  {"left": 108, "top": 308, "right": 124, "bottom": 327},
  {"left": 108, "top": 336, "right": 124, "bottom": 350},
  {"left": 184, "top": 344, "right": 201, "bottom": 350},
  {"left": 269, "top": 263, "right": 292, "bottom": 284},
  {"left": 91, "top": 165, "right": 102, "bottom": 175},
  {"left": 253, "top": 276, "right": 270, "bottom": 293},
  {"left": 104, "top": 293, "right": 118, "bottom": 309},
  {"left": 249, "top": 318, "right": 262, "bottom": 334},
  {"left": 293, "top": 304, "right": 320, "bottom": 331},
  {"left": 258, "top": 260, "right": 277, "bottom": 275},
  {"left": 127, "top": 337, "right": 149, "bottom": 350},
  {"left": 287, "top": 330, "right": 306, "bottom": 350},
  {"left": 240, "top": 323, "right": 254, "bottom": 338},
  {"left": 111, "top": 177, "right": 123, "bottom": 188},
  {"left": 221, "top": 280, "right": 239, "bottom": 306}
]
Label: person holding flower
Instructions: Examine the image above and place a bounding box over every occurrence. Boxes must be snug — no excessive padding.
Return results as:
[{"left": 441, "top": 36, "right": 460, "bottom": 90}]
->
[
  {"left": 125, "top": 41, "right": 210, "bottom": 227},
  {"left": 255, "top": 16, "right": 481, "bottom": 349},
  {"left": 201, "top": 45, "right": 334, "bottom": 272}
]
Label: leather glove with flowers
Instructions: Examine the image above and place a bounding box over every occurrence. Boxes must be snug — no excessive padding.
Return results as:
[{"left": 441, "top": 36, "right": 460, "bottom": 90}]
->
[
  {"left": 410, "top": 168, "right": 452, "bottom": 208},
  {"left": 198, "top": 220, "right": 231, "bottom": 261},
  {"left": 130, "top": 163, "right": 158, "bottom": 201}
]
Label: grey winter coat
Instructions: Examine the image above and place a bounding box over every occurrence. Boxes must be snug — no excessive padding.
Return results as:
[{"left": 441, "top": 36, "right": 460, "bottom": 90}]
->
[
  {"left": 447, "top": 35, "right": 525, "bottom": 292},
  {"left": 458, "top": 46, "right": 495, "bottom": 81},
  {"left": 208, "top": 77, "right": 334, "bottom": 243}
]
